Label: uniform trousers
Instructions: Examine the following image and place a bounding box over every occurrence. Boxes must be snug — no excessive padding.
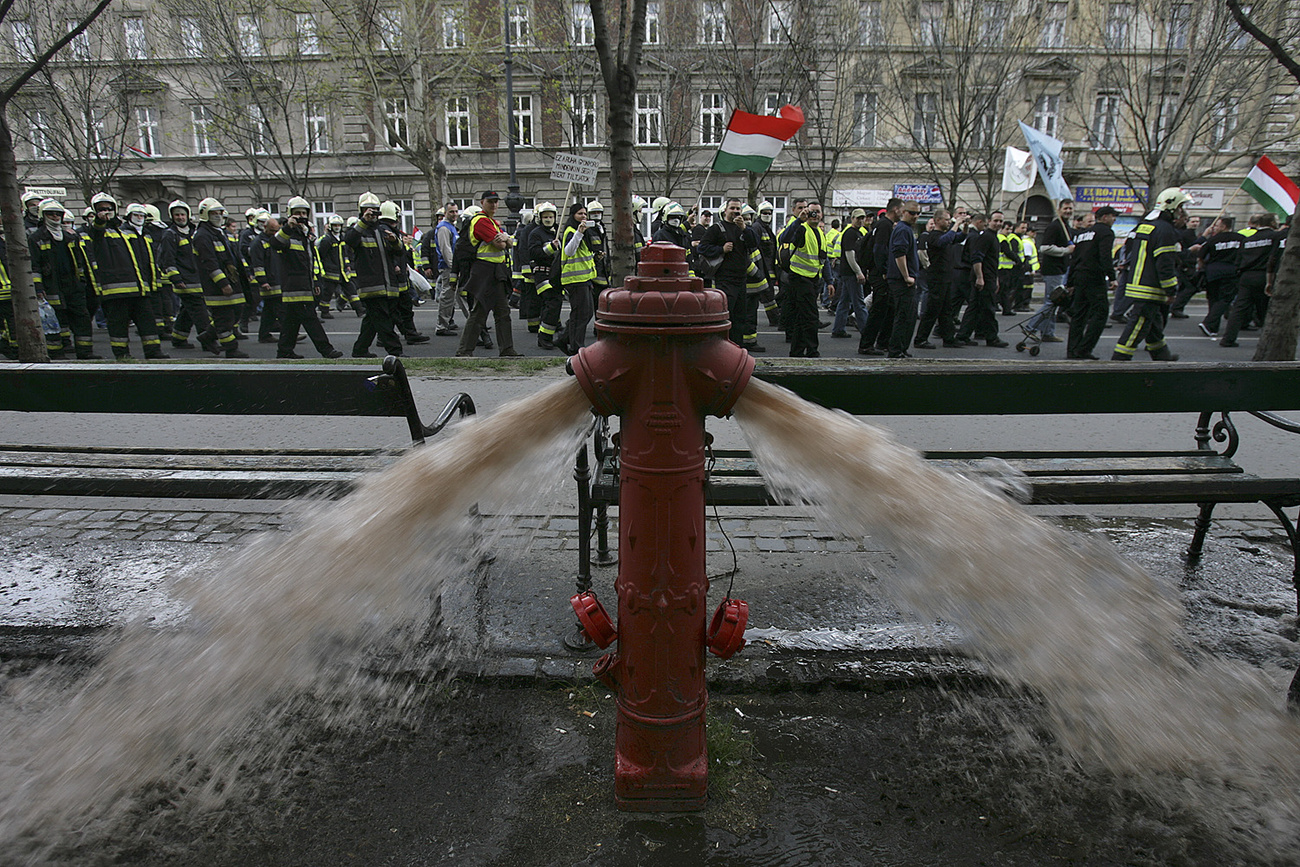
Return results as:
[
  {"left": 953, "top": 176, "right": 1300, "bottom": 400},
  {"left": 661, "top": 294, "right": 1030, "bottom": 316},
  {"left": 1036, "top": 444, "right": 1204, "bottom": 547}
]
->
[
  {"left": 788, "top": 272, "right": 820, "bottom": 357},
  {"left": 1065, "top": 274, "right": 1108, "bottom": 358},
  {"left": 278, "top": 300, "right": 334, "bottom": 356},
  {"left": 1112, "top": 300, "right": 1173, "bottom": 359},
  {"left": 171, "top": 293, "right": 213, "bottom": 344},
  {"left": 887, "top": 278, "right": 918, "bottom": 357},
  {"left": 354, "top": 295, "right": 404, "bottom": 356},
  {"left": 956, "top": 272, "right": 999, "bottom": 342},
  {"left": 1220, "top": 271, "right": 1267, "bottom": 345},
  {"left": 103, "top": 295, "right": 163, "bottom": 357}
]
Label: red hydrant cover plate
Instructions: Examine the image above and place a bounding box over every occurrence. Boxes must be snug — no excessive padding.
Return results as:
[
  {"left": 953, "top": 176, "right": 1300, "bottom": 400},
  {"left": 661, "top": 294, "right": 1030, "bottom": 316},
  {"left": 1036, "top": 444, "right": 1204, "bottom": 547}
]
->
[
  {"left": 708, "top": 599, "right": 749, "bottom": 659},
  {"left": 571, "top": 590, "right": 618, "bottom": 649}
]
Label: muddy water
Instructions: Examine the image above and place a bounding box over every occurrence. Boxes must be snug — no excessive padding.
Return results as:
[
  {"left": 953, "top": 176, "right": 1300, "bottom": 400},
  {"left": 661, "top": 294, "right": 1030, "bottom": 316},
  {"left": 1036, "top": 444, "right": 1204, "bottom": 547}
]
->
[
  {"left": 734, "top": 378, "right": 1300, "bottom": 846},
  {"left": 0, "top": 378, "right": 593, "bottom": 858}
]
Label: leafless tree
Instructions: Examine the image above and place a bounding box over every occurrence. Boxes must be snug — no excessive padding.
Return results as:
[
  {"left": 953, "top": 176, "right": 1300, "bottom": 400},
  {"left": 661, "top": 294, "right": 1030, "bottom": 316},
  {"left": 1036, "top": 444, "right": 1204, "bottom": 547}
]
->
[{"left": 0, "top": 0, "right": 116, "bottom": 362}]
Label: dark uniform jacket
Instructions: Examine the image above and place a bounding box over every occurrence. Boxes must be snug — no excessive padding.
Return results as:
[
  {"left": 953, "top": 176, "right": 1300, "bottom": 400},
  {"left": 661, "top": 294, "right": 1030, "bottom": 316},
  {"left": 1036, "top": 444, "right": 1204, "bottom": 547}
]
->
[
  {"left": 192, "top": 222, "right": 241, "bottom": 302},
  {"left": 1126, "top": 212, "right": 1181, "bottom": 302},
  {"left": 1069, "top": 221, "right": 1116, "bottom": 282},
  {"left": 160, "top": 224, "right": 202, "bottom": 292}
]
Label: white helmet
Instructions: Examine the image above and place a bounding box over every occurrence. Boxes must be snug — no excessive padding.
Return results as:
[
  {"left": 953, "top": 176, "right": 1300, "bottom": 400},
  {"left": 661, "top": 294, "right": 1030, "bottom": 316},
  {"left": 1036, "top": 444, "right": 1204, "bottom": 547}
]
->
[
  {"left": 327, "top": 213, "right": 344, "bottom": 228},
  {"left": 758, "top": 200, "right": 774, "bottom": 214},
  {"left": 90, "top": 192, "right": 118, "bottom": 213},
  {"left": 586, "top": 200, "right": 604, "bottom": 215},
  {"left": 345, "top": 215, "right": 360, "bottom": 228},
  {"left": 651, "top": 196, "right": 669, "bottom": 215},
  {"left": 741, "top": 203, "right": 756, "bottom": 217},
  {"left": 463, "top": 205, "right": 482, "bottom": 221},
  {"left": 38, "top": 198, "right": 66, "bottom": 217},
  {"left": 245, "top": 207, "right": 261, "bottom": 222},
  {"left": 537, "top": 201, "right": 557, "bottom": 216},
  {"left": 254, "top": 209, "right": 270, "bottom": 227},
  {"left": 359, "top": 191, "right": 381, "bottom": 211},
  {"left": 379, "top": 200, "right": 400, "bottom": 221},
  {"left": 1155, "top": 187, "right": 1193, "bottom": 212},
  {"left": 631, "top": 196, "right": 646, "bottom": 213},
  {"left": 125, "top": 202, "right": 149, "bottom": 218},
  {"left": 169, "top": 199, "right": 191, "bottom": 218},
  {"left": 664, "top": 202, "right": 687, "bottom": 221},
  {"left": 287, "top": 195, "right": 311, "bottom": 215},
  {"left": 197, "top": 197, "right": 225, "bottom": 223}
]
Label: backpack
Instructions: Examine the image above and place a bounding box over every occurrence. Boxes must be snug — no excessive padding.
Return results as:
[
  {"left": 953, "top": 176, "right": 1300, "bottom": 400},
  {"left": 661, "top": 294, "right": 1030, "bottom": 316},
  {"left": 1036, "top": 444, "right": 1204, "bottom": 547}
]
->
[{"left": 452, "top": 220, "right": 477, "bottom": 285}]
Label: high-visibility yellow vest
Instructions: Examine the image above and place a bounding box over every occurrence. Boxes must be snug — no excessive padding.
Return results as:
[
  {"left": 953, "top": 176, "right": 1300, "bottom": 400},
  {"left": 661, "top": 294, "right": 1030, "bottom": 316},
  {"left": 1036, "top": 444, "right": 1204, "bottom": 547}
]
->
[
  {"left": 998, "top": 232, "right": 1015, "bottom": 270},
  {"left": 1021, "top": 235, "right": 1039, "bottom": 272},
  {"left": 825, "top": 227, "right": 842, "bottom": 260},
  {"left": 470, "top": 214, "right": 508, "bottom": 264},
  {"left": 789, "top": 225, "right": 825, "bottom": 279},
  {"left": 560, "top": 226, "right": 596, "bottom": 285}
]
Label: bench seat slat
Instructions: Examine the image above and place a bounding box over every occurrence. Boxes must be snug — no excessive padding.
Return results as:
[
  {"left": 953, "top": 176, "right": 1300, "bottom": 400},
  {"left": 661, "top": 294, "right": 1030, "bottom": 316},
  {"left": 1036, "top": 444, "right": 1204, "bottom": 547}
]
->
[
  {"left": 0, "top": 466, "right": 362, "bottom": 499},
  {"left": 703, "top": 454, "right": 1242, "bottom": 478},
  {"left": 0, "top": 444, "right": 393, "bottom": 457},
  {"left": 0, "top": 450, "right": 395, "bottom": 472}
]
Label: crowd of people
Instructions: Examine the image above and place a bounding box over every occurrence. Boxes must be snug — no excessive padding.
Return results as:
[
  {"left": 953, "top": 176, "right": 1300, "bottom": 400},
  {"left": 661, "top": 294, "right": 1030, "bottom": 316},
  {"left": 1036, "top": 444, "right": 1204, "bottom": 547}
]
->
[{"left": 1, "top": 184, "right": 1284, "bottom": 362}]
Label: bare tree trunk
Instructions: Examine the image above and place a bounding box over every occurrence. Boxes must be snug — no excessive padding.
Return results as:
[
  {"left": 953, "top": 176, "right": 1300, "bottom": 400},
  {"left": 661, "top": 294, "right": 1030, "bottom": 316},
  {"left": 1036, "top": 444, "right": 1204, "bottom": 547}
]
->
[
  {"left": 1253, "top": 215, "right": 1300, "bottom": 361},
  {"left": 0, "top": 111, "right": 48, "bottom": 363}
]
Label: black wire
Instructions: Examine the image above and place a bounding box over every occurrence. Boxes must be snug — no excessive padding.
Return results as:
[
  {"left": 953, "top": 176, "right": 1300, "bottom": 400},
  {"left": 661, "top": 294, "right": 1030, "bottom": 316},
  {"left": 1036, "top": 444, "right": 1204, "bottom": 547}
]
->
[{"left": 705, "top": 441, "right": 739, "bottom": 601}]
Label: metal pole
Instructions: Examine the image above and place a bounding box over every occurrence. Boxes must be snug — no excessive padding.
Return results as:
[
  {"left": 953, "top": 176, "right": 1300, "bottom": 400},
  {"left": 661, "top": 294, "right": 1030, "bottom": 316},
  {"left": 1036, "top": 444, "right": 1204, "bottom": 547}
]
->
[{"left": 502, "top": 1, "right": 523, "bottom": 233}]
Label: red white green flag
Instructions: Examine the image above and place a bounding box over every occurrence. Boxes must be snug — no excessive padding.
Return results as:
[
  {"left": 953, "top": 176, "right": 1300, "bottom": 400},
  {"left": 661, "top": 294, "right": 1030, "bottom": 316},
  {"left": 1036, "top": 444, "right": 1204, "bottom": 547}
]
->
[
  {"left": 1241, "top": 156, "right": 1299, "bottom": 218},
  {"left": 711, "top": 105, "right": 805, "bottom": 174}
]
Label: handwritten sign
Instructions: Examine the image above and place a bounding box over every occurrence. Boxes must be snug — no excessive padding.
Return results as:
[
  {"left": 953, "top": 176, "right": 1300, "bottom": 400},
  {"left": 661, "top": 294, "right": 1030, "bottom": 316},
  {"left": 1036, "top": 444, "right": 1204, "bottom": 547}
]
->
[{"left": 550, "top": 153, "right": 600, "bottom": 186}]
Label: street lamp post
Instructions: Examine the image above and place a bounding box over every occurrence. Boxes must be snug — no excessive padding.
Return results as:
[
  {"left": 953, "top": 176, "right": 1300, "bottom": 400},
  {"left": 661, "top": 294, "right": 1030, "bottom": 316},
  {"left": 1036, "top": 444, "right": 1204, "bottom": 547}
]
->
[{"left": 502, "top": 1, "right": 524, "bottom": 233}]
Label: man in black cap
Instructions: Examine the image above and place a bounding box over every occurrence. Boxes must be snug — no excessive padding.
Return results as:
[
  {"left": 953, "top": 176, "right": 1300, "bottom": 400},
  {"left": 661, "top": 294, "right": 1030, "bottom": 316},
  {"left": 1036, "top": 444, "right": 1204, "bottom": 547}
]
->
[
  {"left": 456, "top": 191, "right": 522, "bottom": 356},
  {"left": 1065, "top": 206, "right": 1118, "bottom": 360}
]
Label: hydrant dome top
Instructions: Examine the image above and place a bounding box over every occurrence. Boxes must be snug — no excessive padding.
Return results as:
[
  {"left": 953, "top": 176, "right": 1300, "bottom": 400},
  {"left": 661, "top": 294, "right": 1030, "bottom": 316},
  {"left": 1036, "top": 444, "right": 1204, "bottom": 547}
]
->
[{"left": 596, "top": 242, "right": 730, "bottom": 330}]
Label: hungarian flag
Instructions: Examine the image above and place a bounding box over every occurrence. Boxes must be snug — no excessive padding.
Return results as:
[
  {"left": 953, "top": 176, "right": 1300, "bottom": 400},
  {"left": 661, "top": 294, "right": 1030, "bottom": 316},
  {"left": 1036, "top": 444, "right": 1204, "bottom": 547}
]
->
[
  {"left": 1242, "top": 156, "right": 1299, "bottom": 218},
  {"left": 711, "top": 105, "right": 804, "bottom": 174}
]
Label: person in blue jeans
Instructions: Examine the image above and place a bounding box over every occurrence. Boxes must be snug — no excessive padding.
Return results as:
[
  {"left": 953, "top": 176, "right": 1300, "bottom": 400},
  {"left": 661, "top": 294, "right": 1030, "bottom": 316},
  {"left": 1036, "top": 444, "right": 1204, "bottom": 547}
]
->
[{"left": 830, "top": 209, "right": 869, "bottom": 338}]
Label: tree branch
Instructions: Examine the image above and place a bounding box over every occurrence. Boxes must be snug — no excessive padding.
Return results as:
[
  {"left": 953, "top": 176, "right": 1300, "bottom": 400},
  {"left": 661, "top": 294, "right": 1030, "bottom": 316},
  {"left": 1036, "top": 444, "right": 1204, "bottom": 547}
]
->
[
  {"left": 0, "top": 0, "right": 116, "bottom": 108},
  {"left": 1227, "top": 0, "right": 1300, "bottom": 83}
]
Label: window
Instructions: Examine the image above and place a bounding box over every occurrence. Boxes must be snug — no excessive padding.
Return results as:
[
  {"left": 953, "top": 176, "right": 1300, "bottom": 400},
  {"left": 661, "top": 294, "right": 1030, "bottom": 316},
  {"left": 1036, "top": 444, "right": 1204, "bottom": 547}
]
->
[
  {"left": 30, "top": 111, "right": 51, "bottom": 160},
  {"left": 767, "top": 195, "right": 788, "bottom": 227},
  {"left": 513, "top": 94, "right": 534, "bottom": 146},
  {"left": 67, "top": 19, "right": 91, "bottom": 60},
  {"left": 765, "top": 92, "right": 791, "bottom": 115},
  {"left": 1040, "top": 0, "right": 1066, "bottom": 48},
  {"left": 248, "top": 104, "right": 269, "bottom": 155},
  {"left": 378, "top": 8, "right": 404, "bottom": 48},
  {"left": 1032, "top": 94, "right": 1059, "bottom": 138},
  {"left": 1167, "top": 3, "right": 1190, "bottom": 49},
  {"left": 259, "top": 201, "right": 278, "bottom": 217},
  {"left": 1091, "top": 92, "right": 1120, "bottom": 149},
  {"left": 84, "top": 109, "right": 107, "bottom": 156},
  {"left": 237, "top": 15, "right": 263, "bottom": 55},
  {"left": 135, "top": 106, "right": 160, "bottom": 157},
  {"left": 767, "top": 0, "right": 792, "bottom": 43},
  {"left": 508, "top": 3, "right": 530, "bottom": 45},
  {"left": 853, "top": 92, "right": 877, "bottom": 147},
  {"left": 859, "top": 0, "right": 884, "bottom": 45},
  {"left": 11, "top": 21, "right": 36, "bottom": 60},
  {"left": 636, "top": 92, "right": 662, "bottom": 145},
  {"left": 385, "top": 97, "right": 408, "bottom": 148},
  {"left": 312, "top": 200, "right": 334, "bottom": 235},
  {"left": 1153, "top": 92, "right": 1179, "bottom": 144},
  {"left": 972, "top": 97, "right": 997, "bottom": 149},
  {"left": 395, "top": 199, "right": 415, "bottom": 231},
  {"left": 179, "top": 17, "right": 204, "bottom": 58},
  {"left": 446, "top": 96, "right": 471, "bottom": 148},
  {"left": 645, "top": 1, "right": 661, "bottom": 43},
  {"left": 700, "top": 0, "right": 727, "bottom": 44},
  {"left": 1104, "top": 3, "right": 1130, "bottom": 49},
  {"left": 1210, "top": 100, "right": 1238, "bottom": 151},
  {"left": 571, "top": 2, "right": 594, "bottom": 45},
  {"left": 192, "top": 105, "right": 216, "bottom": 155},
  {"left": 912, "top": 92, "right": 937, "bottom": 146},
  {"left": 918, "top": 1, "right": 944, "bottom": 48},
  {"left": 124, "top": 17, "right": 146, "bottom": 60},
  {"left": 700, "top": 92, "right": 725, "bottom": 145},
  {"left": 304, "top": 104, "right": 329, "bottom": 152},
  {"left": 980, "top": 0, "right": 1004, "bottom": 42},
  {"left": 570, "top": 92, "right": 598, "bottom": 146},
  {"left": 699, "top": 195, "right": 724, "bottom": 217},
  {"left": 297, "top": 14, "right": 321, "bottom": 55}
]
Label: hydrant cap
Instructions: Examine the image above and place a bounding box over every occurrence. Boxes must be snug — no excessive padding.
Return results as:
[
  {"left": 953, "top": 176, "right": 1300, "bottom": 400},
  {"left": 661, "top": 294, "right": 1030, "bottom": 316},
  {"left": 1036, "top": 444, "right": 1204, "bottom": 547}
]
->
[{"left": 596, "top": 243, "right": 730, "bottom": 331}]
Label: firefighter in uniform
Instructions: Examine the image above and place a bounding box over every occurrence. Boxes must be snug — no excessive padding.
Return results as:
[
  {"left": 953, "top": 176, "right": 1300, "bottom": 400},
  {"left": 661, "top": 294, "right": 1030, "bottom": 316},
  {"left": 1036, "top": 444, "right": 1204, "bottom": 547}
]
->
[
  {"left": 160, "top": 200, "right": 217, "bottom": 353},
  {"left": 29, "top": 199, "right": 97, "bottom": 358},
  {"left": 269, "top": 196, "right": 343, "bottom": 359},
  {"left": 529, "top": 201, "right": 562, "bottom": 350},
  {"left": 455, "top": 191, "right": 522, "bottom": 357},
  {"left": 514, "top": 208, "right": 540, "bottom": 333},
  {"left": 317, "top": 215, "right": 351, "bottom": 319},
  {"left": 1111, "top": 187, "right": 1190, "bottom": 361},
  {"left": 379, "top": 200, "right": 429, "bottom": 346},
  {"left": 344, "top": 192, "right": 405, "bottom": 358},
  {"left": 753, "top": 202, "right": 781, "bottom": 327},
  {"left": 248, "top": 213, "right": 284, "bottom": 344},
  {"left": 190, "top": 198, "right": 249, "bottom": 358},
  {"left": 87, "top": 194, "right": 169, "bottom": 359}
]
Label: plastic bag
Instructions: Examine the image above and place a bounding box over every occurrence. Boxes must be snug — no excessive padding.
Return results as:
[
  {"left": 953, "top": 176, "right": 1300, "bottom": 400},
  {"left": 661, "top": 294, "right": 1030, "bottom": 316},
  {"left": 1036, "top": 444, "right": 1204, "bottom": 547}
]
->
[{"left": 38, "top": 300, "right": 61, "bottom": 336}]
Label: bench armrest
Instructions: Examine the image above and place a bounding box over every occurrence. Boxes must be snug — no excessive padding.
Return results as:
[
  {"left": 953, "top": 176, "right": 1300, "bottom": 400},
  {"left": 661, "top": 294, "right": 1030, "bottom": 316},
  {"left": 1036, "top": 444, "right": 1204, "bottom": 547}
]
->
[{"left": 374, "top": 356, "right": 476, "bottom": 446}]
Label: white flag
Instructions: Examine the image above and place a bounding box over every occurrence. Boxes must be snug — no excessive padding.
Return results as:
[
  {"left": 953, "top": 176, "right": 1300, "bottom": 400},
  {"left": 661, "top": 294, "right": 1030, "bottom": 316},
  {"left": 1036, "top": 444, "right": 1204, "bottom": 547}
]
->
[
  {"left": 1001, "top": 146, "right": 1036, "bottom": 193},
  {"left": 1017, "top": 120, "right": 1072, "bottom": 203}
]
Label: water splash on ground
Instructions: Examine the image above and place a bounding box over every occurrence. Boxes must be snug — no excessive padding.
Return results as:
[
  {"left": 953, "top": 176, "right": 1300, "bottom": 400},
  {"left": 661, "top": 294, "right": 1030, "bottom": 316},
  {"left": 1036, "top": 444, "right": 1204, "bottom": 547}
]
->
[
  {"left": 0, "top": 378, "right": 593, "bottom": 860},
  {"left": 734, "top": 378, "right": 1300, "bottom": 852}
]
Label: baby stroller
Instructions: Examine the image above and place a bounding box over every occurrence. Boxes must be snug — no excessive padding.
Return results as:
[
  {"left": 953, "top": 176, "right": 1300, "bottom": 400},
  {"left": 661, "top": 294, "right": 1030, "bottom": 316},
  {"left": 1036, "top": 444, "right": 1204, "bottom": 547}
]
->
[{"left": 1012, "top": 286, "right": 1071, "bottom": 356}]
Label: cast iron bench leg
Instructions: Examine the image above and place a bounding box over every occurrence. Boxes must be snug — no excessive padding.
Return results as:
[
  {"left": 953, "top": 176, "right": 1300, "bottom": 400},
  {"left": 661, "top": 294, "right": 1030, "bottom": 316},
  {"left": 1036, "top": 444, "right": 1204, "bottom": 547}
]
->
[
  {"left": 595, "top": 502, "right": 616, "bottom": 566},
  {"left": 1188, "top": 502, "right": 1216, "bottom": 561},
  {"left": 575, "top": 444, "right": 593, "bottom": 595}
]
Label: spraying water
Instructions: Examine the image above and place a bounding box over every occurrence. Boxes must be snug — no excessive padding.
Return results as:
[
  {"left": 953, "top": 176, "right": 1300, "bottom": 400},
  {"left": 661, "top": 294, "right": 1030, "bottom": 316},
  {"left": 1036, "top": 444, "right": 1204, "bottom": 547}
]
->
[
  {"left": 734, "top": 379, "right": 1300, "bottom": 839},
  {"left": 0, "top": 378, "right": 593, "bottom": 858}
]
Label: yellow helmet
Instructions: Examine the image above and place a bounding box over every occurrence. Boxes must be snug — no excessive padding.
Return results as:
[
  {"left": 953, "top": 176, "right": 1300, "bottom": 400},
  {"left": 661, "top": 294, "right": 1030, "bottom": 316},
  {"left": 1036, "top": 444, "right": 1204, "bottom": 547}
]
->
[{"left": 197, "top": 197, "right": 225, "bottom": 223}]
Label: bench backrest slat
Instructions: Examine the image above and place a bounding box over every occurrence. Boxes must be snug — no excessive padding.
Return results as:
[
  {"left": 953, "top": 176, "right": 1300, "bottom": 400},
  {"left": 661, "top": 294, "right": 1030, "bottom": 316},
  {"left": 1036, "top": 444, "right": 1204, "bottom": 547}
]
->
[
  {"left": 0, "top": 363, "right": 409, "bottom": 417},
  {"left": 754, "top": 362, "right": 1300, "bottom": 416}
]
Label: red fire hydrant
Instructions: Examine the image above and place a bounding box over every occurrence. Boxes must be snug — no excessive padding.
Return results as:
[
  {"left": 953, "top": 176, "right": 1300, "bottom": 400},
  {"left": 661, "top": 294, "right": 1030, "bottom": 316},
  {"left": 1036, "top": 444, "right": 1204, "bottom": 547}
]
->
[{"left": 568, "top": 243, "right": 755, "bottom": 811}]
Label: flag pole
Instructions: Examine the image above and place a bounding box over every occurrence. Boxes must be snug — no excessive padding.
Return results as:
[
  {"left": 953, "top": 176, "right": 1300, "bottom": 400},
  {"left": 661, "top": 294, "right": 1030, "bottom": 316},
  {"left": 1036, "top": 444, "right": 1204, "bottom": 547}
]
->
[{"left": 696, "top": 166, "right": 715, "bottom": 221}]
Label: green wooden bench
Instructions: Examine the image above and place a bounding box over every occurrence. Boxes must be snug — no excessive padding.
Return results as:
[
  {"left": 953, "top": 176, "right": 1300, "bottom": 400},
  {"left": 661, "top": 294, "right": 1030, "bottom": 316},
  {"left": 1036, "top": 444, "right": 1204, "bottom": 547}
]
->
[
  {"left": 574, "top": 361, "right": 1300, "bottom": 699},
  {"left": 0, "top": 357, "right": 474, "bottom": 499}
]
